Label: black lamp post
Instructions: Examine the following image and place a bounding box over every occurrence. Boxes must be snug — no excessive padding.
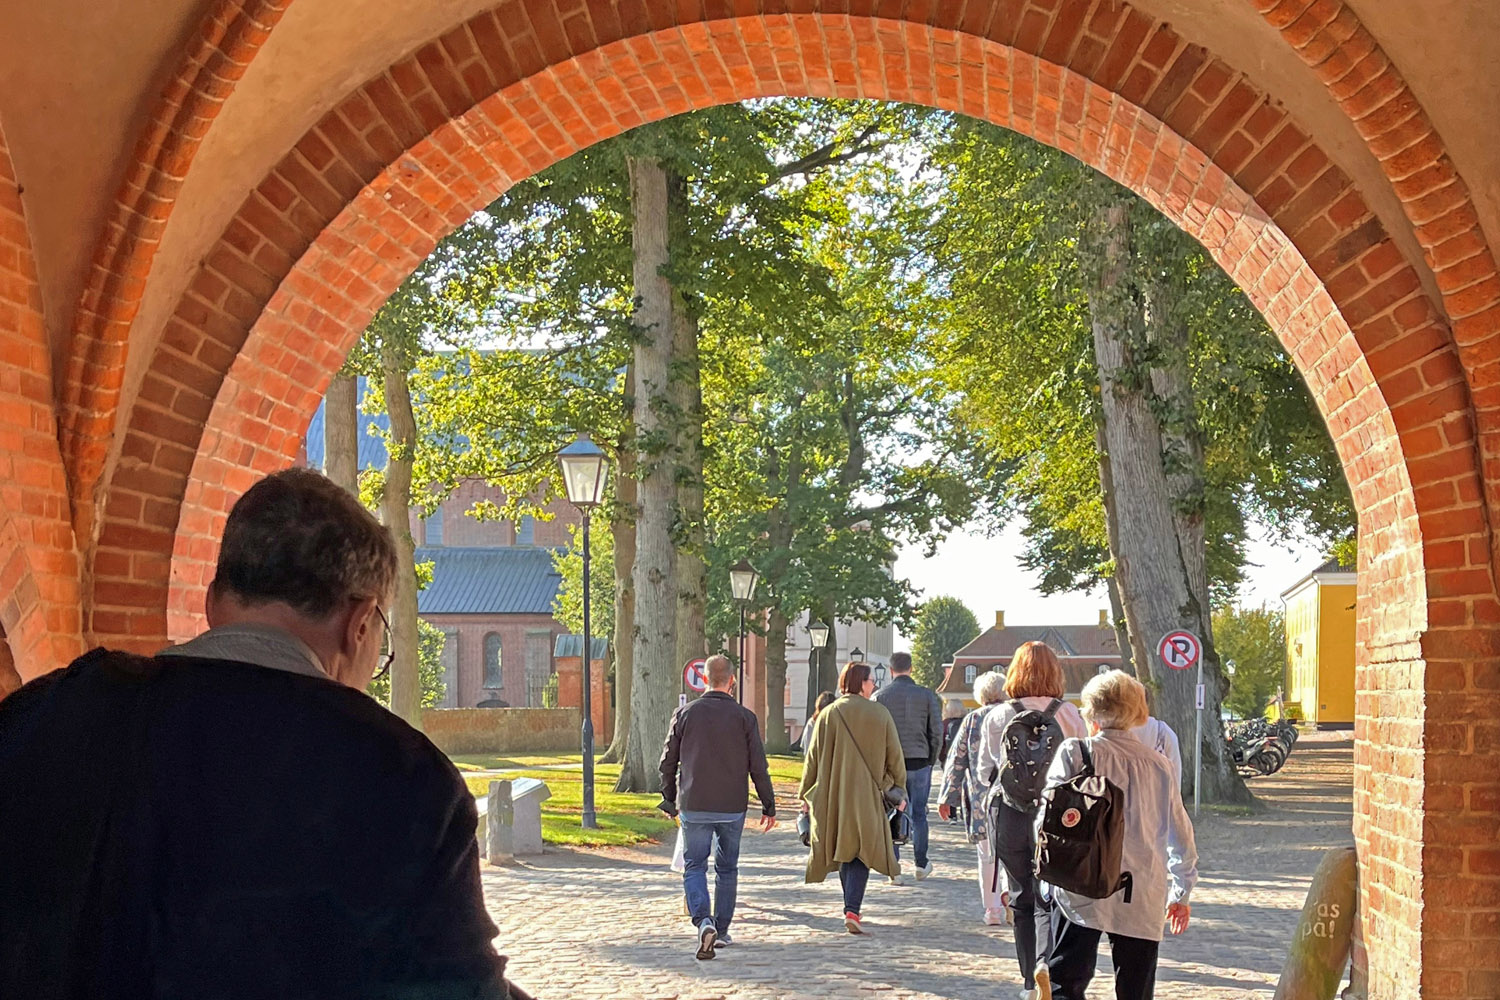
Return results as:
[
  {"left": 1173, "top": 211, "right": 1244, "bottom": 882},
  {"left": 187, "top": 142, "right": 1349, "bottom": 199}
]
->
[
  {"left": 851, "top": 646, "right": 864, "bottom": 662},
  {"left": 558, "top": 434, "right": 609, "bottom": 830},
  {"left": 808, "top": 619, "right": 830, "bottom": 707},
  {"left": 729, "top": 559, "right": 759, "bottom": 704}
]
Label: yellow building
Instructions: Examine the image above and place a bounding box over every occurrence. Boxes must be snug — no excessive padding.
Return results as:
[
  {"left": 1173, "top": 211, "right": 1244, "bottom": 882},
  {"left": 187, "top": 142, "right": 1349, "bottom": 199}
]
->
[{"left": 1280, "top": 559, "right": 1357, "bottom": 728}]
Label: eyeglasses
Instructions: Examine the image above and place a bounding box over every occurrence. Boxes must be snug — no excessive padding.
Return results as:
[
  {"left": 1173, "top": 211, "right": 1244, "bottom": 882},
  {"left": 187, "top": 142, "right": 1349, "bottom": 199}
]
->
[{"left": 373, "top": 606, "right": 395, "bottom": 681}]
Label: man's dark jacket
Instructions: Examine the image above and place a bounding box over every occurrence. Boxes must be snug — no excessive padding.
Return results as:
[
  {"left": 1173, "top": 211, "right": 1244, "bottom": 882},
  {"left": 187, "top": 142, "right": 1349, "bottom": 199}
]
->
[
  {"left": 658, "top": 691, "right": 776, "bottom": 816},
  {"left": 873, "top": 674, "right": 944, "bottom": 768},
  {"left": 0, "top": 649, "right": 517, "bottom": 1000}
]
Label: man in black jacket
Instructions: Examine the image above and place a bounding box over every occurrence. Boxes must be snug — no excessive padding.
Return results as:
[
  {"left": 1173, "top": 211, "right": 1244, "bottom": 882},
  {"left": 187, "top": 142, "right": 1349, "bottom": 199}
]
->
[
  {"left": 0, "top": 469, "right": 529, "bottom": 1000},
  {"left": 658, "top": 655, "right": 776, "bottom": 960},
  {"left": 873, "top": 650, "right": 943, "bottom": 881}
]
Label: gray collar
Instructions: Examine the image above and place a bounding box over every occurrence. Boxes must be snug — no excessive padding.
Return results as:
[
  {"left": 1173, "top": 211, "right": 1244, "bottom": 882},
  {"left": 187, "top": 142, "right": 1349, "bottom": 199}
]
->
[{"left": 158, "top": 624, "right": 328, "bottom": 679}]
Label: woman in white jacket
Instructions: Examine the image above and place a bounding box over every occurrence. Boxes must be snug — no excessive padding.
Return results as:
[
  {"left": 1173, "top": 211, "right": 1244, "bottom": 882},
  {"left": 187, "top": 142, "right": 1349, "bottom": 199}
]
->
[
  {"left": 976, "top": 642, "right": 1088, "bottom": 999},
  {"left": 1036, "top": 670, "right": 1198, "bottom": 1000}
]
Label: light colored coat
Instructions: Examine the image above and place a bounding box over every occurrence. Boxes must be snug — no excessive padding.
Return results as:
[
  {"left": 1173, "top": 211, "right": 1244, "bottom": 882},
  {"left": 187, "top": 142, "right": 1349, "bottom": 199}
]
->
[
  {"left": 1042, "top": 729, "right": 1199, "bottom": 942},
  {"left": 799, "top": 694, "right": 907, "bottom": 882},
  {"left": 937, "top": 702, "right": 999, "bottom": 844}
]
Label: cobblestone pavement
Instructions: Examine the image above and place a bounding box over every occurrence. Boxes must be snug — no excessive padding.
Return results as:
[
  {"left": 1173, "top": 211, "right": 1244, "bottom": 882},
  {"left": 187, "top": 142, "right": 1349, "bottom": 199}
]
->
[{"left": 486, "top": 732, "right": 1354, "bottom": 999}]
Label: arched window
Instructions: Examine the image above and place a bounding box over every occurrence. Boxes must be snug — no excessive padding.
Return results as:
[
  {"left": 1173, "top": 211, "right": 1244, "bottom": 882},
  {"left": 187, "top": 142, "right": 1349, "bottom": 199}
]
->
[{"left": 483, "top": 633, "right": 503, "bottom": 688}]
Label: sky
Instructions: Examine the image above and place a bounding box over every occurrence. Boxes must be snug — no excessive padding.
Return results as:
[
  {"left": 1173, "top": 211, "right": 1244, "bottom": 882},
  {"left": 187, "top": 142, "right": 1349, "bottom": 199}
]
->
[{"left": 891, "top": 519, "right": 1327, "bottom": 644}]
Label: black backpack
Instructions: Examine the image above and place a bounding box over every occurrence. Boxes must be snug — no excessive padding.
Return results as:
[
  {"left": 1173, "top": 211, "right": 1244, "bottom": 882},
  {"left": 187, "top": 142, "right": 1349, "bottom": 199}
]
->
[
  {"left": 1034, "top": 740, "right": 1133, "bottom": 902},
  {"left": 994, "top": 698, "right": 1066, "bottom": 811}
]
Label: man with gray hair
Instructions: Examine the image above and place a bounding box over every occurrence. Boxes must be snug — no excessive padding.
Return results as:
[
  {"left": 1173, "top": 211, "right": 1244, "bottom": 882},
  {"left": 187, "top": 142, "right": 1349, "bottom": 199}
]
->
[
  {"left": 658, "top": 654, "right": 777, "bottom": 960},
  {"left": 0, "top": 469, "right": 529, "bottom": 999}
]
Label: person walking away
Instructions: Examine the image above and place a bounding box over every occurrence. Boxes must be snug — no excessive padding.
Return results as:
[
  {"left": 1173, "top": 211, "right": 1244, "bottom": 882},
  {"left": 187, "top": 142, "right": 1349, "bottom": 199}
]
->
[
  {"left": 657, "top": 655, "right": 777, "bottom": 960},
  {"left": 937, "top": 668, "right": 1008, "bottom": 924},
  {"left": 873, "top": 650, "right": 942, "bottom": 881},
  {"left": 1037, "top": 670, "right": 1197, "bottom": 1000},
  {"left": 0, "top": 469, "right": 526, "bottom": 1000},
  {"left": 976, "top": 641, "right": 1088, "bottom": 1000},
  {"left": 939, "top": 699, "right": 965, "bottom": 767},
  {"left": 1133, "top": 713, "right": 1183, "bottom": 787},
  {"left": 799, "top": 661, "right": 907, "bottom": 934}
]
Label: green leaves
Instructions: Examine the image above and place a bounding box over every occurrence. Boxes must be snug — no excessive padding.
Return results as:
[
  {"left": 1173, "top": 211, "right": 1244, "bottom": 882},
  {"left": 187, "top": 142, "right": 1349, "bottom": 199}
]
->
[{"left": 910, "top": 597, "right": 981, "bottom": 690}]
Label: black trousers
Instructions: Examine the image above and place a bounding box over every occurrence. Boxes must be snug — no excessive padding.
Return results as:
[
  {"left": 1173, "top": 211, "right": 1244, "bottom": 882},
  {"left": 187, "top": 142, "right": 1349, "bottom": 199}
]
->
[
  {"left": 1048, "top": 910, "right": 1161, "bottom": 1000},
  {"left": 994, "top": 804, "right": 1052, "bottom": 989}
]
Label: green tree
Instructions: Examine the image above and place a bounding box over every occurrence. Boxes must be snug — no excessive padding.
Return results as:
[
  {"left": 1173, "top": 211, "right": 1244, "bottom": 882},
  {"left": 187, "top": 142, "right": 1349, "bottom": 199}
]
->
[
  {"left": 909, "top": 597, "right": 981, "bottom": 689},
  {"left": 1214, "top": 604, "right": 1287, "bottom": 719}
]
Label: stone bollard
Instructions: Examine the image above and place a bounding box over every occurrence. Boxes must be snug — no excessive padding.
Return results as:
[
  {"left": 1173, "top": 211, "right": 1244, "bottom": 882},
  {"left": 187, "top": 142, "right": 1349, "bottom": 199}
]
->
[
  {"left": 1275, "top": 846, "right": 1358, "bottom": 1000},
  {"left": 486, "top": 780, "right": 515, "bottom": 864}
]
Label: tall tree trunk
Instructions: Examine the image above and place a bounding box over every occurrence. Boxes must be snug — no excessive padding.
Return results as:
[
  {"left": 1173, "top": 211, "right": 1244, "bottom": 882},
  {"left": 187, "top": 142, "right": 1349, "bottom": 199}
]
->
[
  {"left": 1104, "top": 574, "right": 1135, "bottom": 678},
  {"left": 764, "top": 607, "right": 790, "bottom": 751},
  {"left": 671, "top": 288, "right": 707, "bottom": 675},
  {"left": 617, "top": 154, "right": 678, "bottom": 793},
  {"left": 1085, "top": 197, "right": 1246, "bottom": 804},
  {"left": 380, "top": 341, "right": 422, "bottom": 729},
  {"left": 1095, "top": 420, "right": 1136, "bottom": 680},
  {"left": 600, "top": 440, "right": 636, "bottom": 765},
  {"left": 325, "top": 373, "right": 360, "bottom": 495}
]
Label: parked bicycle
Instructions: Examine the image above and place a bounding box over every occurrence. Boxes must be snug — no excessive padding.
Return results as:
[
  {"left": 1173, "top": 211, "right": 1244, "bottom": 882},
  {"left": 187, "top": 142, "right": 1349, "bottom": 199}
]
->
[{"left": 1225, "top": 718, "right": 1299, "bottom": 777}]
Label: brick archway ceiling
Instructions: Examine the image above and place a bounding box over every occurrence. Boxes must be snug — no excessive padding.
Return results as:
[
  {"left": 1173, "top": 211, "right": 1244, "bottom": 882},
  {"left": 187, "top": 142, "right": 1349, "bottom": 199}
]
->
[
  {"left": 0, "top": 119, "right": 84, "bottom": 679},
  {"left": 74, "top": 0, "right": 1496, "bottom": 649},
  {"left": 57, "top": 0, "right": 295, "bottom": 560}
]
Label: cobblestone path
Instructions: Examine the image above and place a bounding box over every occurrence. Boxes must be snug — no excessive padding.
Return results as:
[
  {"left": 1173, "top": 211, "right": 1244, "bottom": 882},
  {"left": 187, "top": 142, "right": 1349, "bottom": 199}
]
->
[{"left": 486, "top": 732, "right": 1354, "bottom": 999}]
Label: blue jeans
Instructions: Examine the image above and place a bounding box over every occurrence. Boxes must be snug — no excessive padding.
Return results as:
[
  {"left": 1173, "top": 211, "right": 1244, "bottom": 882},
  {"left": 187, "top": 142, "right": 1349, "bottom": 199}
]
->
[
  {"left": 839, "top": 858, "right": 870, "bottom": 915},
  {"left": 895, "top": 765, "right": 932, "bottom": 869},
  {"left": 681, "top": 818, "right": 743, "bottom": 935}
]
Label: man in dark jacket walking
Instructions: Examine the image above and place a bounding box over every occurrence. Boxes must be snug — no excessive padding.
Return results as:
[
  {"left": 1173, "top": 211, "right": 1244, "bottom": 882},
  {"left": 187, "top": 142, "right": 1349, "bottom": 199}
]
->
[
  {"left": 0, "top": 469, "right": 527, "bottom": 999},
  {"left": 658, "top": 655, "right": 777, "bottom": 960},
  {"left": 873, "top": 651, "right": 943, "bottom": 881}
]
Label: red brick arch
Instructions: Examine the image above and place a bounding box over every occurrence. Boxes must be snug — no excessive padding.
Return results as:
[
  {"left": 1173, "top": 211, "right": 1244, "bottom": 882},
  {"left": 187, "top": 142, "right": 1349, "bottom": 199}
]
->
[
  {"left": 0, "top": 118, "right": 84, "bottom": 680},
  {"left": 56, "top": 0, "right": 295, "bottom": 556},
  {"left": 78, "top": 5, "right": 1499, "bottom": 997}
]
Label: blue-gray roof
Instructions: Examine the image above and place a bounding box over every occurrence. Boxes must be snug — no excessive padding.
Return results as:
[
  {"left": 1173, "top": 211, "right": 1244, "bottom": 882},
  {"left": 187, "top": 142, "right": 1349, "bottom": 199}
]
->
[
  {"left": 554, "top": 635, "right": 609, "bottom": 659},
  {"left": 415, "top": 546, "right": 563, "bottom": 615}
]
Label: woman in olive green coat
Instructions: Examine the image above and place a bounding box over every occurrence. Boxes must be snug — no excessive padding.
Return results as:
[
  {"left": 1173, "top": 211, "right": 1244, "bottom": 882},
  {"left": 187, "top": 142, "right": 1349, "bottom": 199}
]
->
[{"left": 799, "top": 661, "right": 907, "bottom": 933}]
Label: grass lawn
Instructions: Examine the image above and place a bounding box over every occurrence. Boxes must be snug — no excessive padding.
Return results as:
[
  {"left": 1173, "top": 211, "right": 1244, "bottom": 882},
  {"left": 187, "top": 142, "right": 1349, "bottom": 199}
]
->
[{"left": 456, "top": 751, "right": 809, "bottom": 848}]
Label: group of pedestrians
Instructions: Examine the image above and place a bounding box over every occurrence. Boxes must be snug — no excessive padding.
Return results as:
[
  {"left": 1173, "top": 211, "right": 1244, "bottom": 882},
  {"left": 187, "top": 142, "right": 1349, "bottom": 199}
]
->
[{"left": 659, "top": 636, "right": 1199, "bottom": 1000}]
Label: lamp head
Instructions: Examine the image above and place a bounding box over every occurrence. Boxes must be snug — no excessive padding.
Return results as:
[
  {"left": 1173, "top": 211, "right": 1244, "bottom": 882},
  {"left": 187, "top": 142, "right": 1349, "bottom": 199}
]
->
[
  {"left": 558, "top": 435, "right": 609, "bottom": 508},
  {"left": 728, "top": 559, "right": 759, "bottom": 602},
  {"left": 808, "top": 619, "right": 830, "bottom": 648}
]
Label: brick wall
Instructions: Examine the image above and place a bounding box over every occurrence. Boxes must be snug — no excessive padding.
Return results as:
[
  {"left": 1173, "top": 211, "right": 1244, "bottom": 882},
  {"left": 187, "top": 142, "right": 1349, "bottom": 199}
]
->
[
  {"left": 420, "top": 612, "right": 564, "bottom": 709},
  {"left": 0, "top": 118, "right": 83, "bottom": 681},
  {"left": 420, "top": 706, "right": 580, "bottom": 755},
  {"left": 414, "top": 479, "right": 581, "bottom": 548}
]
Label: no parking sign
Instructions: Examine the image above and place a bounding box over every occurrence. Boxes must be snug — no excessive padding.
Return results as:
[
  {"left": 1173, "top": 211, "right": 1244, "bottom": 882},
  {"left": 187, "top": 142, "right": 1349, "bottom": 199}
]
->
[
  {"left": 1158, "top": 630, "right": 1201, "bottom": 671},
  {"left": 682, "top": 658, "right": 709, "bottom": 693}
]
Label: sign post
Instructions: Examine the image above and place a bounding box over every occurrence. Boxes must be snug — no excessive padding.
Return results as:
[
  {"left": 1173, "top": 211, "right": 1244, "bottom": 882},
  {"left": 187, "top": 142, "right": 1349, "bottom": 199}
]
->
[{"left": 1158, "top": 630, "right": 1204, "bottom": 816}]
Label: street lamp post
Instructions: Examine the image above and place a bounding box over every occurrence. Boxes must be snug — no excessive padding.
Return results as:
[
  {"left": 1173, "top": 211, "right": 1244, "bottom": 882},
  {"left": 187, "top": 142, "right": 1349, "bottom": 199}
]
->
[
  {"left": 729, "top": 560, "right": 759, "bottom": 705},
  {"left": 558, "top": 434, "right": 610, "bottom": 830},
  {"left": 851, "top": 646, "right": 864, "bottom": 662},
  {"left": 808, "top": 619, "right": 830, "bottom": 710}
]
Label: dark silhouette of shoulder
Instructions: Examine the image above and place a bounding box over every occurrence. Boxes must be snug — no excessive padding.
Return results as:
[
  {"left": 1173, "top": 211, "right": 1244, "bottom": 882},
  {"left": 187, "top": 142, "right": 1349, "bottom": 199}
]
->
[{"left": 0, "top": 648, "right": 505, "bottom": 1000}]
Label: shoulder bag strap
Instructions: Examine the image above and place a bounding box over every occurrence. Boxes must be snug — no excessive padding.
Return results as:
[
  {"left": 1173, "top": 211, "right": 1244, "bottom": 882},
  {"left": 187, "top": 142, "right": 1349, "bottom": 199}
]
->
[
  {"left": 1044, "top": 697, "right": 1063, "bottom": 717},
  {"left": 1078, "top": 738, "right": 1094, "bottom": 775}
]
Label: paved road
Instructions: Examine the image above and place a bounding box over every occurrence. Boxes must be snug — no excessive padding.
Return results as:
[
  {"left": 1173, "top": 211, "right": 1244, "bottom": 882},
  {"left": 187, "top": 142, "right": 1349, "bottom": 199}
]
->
[{"left": 485, "top": 733, "right": 1354, "bottom": 999}]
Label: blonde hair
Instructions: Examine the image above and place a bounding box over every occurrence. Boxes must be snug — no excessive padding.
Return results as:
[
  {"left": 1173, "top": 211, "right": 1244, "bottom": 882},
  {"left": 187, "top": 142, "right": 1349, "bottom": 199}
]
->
[
  {"left": 1079, "top": 669, "right": 1149, "bottom": 730},
  {"left": 974, "top": 668, "right": 1006, "bottom": 705},
  {"left": 1004, "top": 641, "right": 1065, "bottom": 700}
]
